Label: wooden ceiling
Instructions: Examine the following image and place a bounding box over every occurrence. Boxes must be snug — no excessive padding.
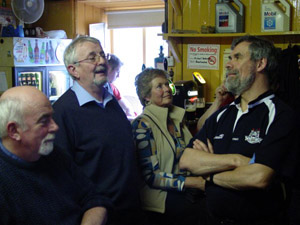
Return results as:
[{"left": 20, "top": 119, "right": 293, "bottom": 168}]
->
[{"left": 77, "top": 0, "right": 165, "bottom": 10}]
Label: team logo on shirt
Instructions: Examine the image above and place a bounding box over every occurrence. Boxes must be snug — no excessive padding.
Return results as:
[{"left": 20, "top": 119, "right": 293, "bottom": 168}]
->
[
  {"left": 245, "top": 129, "right": 263, "bottom": 144},
  {"left": 214, "top": 134, "right": 224, "bottom": 139}
]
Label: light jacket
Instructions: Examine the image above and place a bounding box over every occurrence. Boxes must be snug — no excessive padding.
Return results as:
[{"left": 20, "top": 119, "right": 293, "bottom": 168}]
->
[{"left": 132, "top": 103, "right": 192, "bottom": 213}]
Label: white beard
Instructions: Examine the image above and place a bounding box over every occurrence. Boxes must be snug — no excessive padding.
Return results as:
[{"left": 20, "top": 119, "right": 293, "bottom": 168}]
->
[
  {"left": 38, "top": 134, "right": 55, "bottom": 156},
  {"left": 225, "top": 68, "right": 256, "bottom": 96}
]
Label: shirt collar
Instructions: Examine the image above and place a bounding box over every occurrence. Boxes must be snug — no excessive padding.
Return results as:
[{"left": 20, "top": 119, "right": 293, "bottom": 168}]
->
[
  {"left": 71, "top": 81, "right": 113, "bottom": 108},
  {"left": 143, "top": 104, "right": 186, "bottom": 124},
  {"left": 233, "top": 90, "right": 274, "bottom": 109},
  {"left": 0, "top": 139, "right": 26, "bottom": 163},
  {"left": 104, "top": 82, "right": 113, "bottom": 95}
]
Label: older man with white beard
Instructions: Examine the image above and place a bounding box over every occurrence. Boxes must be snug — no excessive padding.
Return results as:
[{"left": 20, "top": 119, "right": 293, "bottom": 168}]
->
[
  {"left": 0, "top": 86, "right": 110, "bottom": 225},
  {"left": 179, "top": 35, "right": 298, "bottom": 225},
  {"left": 52, "top": 36, "right": 143, "bottom": 225}
]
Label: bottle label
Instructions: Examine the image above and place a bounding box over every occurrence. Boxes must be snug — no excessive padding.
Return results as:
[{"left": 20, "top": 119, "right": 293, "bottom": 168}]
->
[
  {"left": 219, "top": 15, "right": 229, "bottom": 27},
  {"left": 264, "top": 17, "right": 276, "bottom": 30}
]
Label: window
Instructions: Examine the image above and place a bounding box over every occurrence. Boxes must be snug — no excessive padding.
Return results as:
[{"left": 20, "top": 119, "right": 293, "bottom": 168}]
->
[{"left": 110, "top": 26, "right": 168, "bottom": 116}]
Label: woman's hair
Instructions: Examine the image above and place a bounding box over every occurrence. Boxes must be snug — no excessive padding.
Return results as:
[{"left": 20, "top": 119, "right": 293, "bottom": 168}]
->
[
  {"left": 107, "top": 54, "right": 123, "bottom": 71},
  {"left": 0, "top": 97, "right": 27, "bottom": 138},
  {"left": 135, "top": 68, "right": 168, "bottom": 107},
  {"left": 231, "top": 35, "right": 280, "bottom": 88},
  {"left": 63, "top": 36, "right": 101, "bottom": 79}
]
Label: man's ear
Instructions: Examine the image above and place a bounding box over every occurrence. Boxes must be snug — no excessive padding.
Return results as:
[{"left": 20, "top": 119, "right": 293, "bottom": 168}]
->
[
  {"left": 6, "top": 122, "right": 21, "bottom": 141},
  {"left": 257, "top": 58, "right": 267, "bottom": 72},
  {"left": 67, "top": 64, "right": 80, "bottom": 79}
]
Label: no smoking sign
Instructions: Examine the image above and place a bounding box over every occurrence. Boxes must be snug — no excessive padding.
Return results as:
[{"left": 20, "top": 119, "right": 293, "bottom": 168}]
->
[{"left": 208, "top": 56, "right": 216, "bottom": 65}]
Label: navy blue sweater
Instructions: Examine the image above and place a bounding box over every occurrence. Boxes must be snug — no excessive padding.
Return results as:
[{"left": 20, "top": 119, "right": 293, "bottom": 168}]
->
[
  {"left": 53, "top": 89, "right": 141, "bottom": 213},
  {"left": 0, "top": 146, "right": 111, "bottom": 225}
]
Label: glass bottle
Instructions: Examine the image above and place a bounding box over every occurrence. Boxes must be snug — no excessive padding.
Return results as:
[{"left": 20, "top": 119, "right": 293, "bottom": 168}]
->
[{"left": 34, "top": 39, "right": 39, "bottom": 64}]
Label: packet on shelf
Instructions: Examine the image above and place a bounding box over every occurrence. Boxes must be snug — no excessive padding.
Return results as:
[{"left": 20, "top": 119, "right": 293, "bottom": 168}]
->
[{"left": 201, "top": 25, "right": 215, "bottom": 34}]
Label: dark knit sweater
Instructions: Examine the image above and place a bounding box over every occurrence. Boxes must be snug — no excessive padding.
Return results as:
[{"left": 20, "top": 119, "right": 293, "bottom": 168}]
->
[
  {"left": 53, "top": 89, "right": 140, "bottom": 213},
  {"left": 0, "top": 144, "right": 111, "bottom": 225}
]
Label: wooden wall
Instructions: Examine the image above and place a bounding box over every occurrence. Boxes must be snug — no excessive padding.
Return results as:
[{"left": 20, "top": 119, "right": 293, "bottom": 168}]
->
[
  {"left": 167, "top": 0, "right": 300, "bottom": 102},
  {"left": 76, "top": 2, "right": 106, "bottom": 36},
  {"left": 33, "top": 0, "right": 76, "bottom": 39}
]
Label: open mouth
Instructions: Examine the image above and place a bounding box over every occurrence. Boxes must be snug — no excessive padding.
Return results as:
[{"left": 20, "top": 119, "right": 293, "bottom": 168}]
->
[
  {"left": 95, "top": 65, "right": 107, "bottom": 74},
  {"left": 226, "top": 70, "right": 238, "bottom": 78},
  {"left": 44, "top": 139, "right": 54, "bottom": 143}
]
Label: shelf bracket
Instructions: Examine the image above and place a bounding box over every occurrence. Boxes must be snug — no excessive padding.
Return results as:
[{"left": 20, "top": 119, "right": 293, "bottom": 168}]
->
[
  {"left": 168, "top": 39, "right": 181, "bottom": 63},
  {"left": 170, "top": 0, "right": 181, "bottom": 16}
]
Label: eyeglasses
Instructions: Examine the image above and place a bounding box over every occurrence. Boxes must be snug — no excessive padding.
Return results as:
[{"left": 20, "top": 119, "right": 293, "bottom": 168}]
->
[{"left": 74, "top": 52, "right": 110, "bottom": 64}]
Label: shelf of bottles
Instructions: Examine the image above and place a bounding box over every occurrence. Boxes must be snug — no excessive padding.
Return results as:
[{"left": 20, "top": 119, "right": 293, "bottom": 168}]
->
[
  {"left": 17, "top": 72, "right": 42, "bottom": 91},
  {"left": 27, "top": 39, "right": 56, "bottom": 65}
]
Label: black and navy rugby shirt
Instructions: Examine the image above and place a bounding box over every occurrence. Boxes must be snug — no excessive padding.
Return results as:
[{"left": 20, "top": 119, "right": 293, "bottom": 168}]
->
[
  {"left": 188, "top": 91, "right": 298, "bottom": 220},
  {"left": 189, "top": 90, "right": 296, "bottom": 175}
]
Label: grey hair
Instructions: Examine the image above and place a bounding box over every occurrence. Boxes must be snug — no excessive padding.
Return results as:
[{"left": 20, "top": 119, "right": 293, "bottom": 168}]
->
[
  {"left": 63, "top": 36, "right": 101, "bottom": 79},
  {"left": 231, "top": 35, "right": 279, "bottom": 87},
  {"left": 0, "top": 97, "right": 27, "bottom": 138},
  {"left": 107, "top": 54, "right": 123, "bottom": 71},
  {"left": 135, "top": 68, "right": 168, "bottom": 107}
]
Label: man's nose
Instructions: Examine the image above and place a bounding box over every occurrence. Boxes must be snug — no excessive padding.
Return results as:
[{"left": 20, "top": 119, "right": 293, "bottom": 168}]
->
[
  {"left": 49, "top": 118, "right": 59, "bottom": 133},
  {"left": 226, "top": 61, "right": 233, "bottom": 70},
  {"left": 95, "top": 53, "right": 107, "bottom": 65}
]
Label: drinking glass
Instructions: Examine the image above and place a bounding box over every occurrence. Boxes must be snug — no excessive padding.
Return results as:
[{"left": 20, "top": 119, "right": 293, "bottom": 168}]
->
[
  {"left": 184, "top": 99, "right": 196, "bottom": 121},
  {"left": 195, "top": 97, "right": 205, "bottom": 119}
]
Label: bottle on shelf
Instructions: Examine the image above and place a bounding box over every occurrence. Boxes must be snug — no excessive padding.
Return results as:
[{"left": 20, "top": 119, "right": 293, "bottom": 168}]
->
[
  {"left": 49, "top": 75, "right": 57, "bottom": 96},
  {"left": 261, "top": 0, "right": 290, "bottom": 32},
  {"left": 34, "top": 39, "right": 39, "bottom": 64},
  {"left": 142, "top": 64, "right": 146, "bottom": 71},
  {"left": 25, "top": 73, "right": 32, "bottom": 86},
  {"left": 28, "top": 40, "right": 34, "bottom": 63},
  {"left": 35, "top": 73, "right": 40, "bottom": 89},
  {"left": 45, "top": 42, "right": 50, "bottom": 64},
  {"left": 40, "top": 42, "right": 45, "bottom": 64},
  {"left": 49, "top": 40, "right": 55, "bottom": 63},
  {"left": 215, "top": 0, "right": 244, "bottom": 33},
  {"left": 20, "top": 73, "right": 26, "bottom": 86},
  {"left": 154, "top": 46, "right": 165, "bottom": 70},
  {"left": 31, "top": 73, "right": 36, "bottom": 87}
]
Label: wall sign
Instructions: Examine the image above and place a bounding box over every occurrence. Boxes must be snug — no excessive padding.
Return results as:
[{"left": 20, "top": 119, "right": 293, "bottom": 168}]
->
[{"left": 187, "top": 44, "right": 220, "bottom": 70}]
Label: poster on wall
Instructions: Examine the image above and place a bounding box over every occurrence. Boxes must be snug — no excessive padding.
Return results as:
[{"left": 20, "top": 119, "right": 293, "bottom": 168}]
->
[
  {"left": 12, "top": 37, "right": 71, "bottom": 66},
  {"left": 222, "top": 48, "right": 231, "bottom": 81},
  {"left": 187, "top": 44, "right": 220, "bottom": 70}
]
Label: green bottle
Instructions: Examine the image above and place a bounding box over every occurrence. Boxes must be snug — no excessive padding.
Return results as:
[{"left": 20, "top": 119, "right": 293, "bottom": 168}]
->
[
  {"left": 28, "top": 41, "right": 34, "bottom": 63},
  {"left": 40, "top": 42, "right": 45, "bottom": 64},
  {"left": 35, "top": 73, "right": 40, "bottom": 89}
]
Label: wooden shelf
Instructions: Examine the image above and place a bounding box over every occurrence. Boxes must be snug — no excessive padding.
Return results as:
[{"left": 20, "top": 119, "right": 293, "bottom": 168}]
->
[
  {"left": 159, "top": 31, "right": 300, "bottom": 39},
  {"left": 160, "top": 31, "right": 300, "bottom": 63}
]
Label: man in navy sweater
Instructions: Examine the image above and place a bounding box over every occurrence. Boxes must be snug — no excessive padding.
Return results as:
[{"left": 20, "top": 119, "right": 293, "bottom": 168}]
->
[
  {"left": 53, "top": 36, "right": 142, "bottom": 225},
  {"left": 0, "top": 86, "right": 110, "bottom": 225}
]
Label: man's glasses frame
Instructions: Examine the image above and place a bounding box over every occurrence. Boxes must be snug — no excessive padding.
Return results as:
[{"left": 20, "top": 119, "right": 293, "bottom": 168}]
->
[{"left": 73, "top": 52, "right": 111, "bottom": 64}]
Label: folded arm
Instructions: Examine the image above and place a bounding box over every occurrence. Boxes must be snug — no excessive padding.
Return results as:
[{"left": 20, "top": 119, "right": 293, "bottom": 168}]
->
[
  {"left": 180, "top": 147, "right": 250, "bottom": 175},
  {"left": 208, "top": 163, "right": 275, "bottom": 190},
  {"left": 180, "top": 139, "right": 275, "bottom": 191}
]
